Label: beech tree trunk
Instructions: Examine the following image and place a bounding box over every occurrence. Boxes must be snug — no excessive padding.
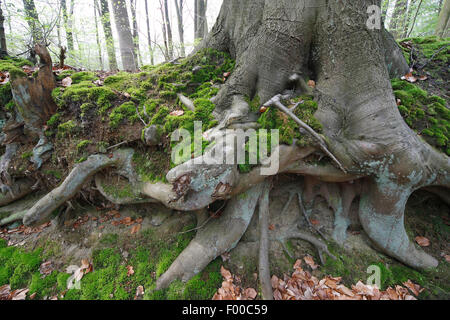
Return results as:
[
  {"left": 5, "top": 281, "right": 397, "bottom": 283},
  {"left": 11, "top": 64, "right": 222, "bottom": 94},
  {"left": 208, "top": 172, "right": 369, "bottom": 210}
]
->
[
  {"left": 111, "top": 0, "right": 137, "bottom": 71},
  {"left": 194, "top": 0, "right": 207, "bottom": 40},
  {"left": 436, "top": 0, "right": 450, "bottom": 38},
  {"left": 22, "top": 0, "right": 43, "bottom": 43},
  {"left": 0, "top": 0, "right": 7, "bottom": 57},
  {"left": 93, "top": 0, "right": 103, "bottom": 69},
  {"left": 174, "top": 0, "right": 185, "bottom": 57},
  {"left": 389, "top": 0, "right": 408, "bottom": 38},
  {"left": 99, "top": 0, "right": 118, "bottom": 71},
  {"left": 130, "top": 0, "right": 142, "bottom": 67},
  {"left": 198, "top": 0, "right": 447, "bottom": 272},
  {"left": 144, "top": 0, "right": 154, "bottom": 65}
]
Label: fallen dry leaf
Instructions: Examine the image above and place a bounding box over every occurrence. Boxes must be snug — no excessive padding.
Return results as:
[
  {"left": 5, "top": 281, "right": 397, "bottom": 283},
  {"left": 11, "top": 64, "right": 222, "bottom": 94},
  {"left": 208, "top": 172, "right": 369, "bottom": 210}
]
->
[
  {"left": 444, "top": 255, "right": 450, "bottom": 263},
  {"left": 307, "top": 80, "right": 316, "bottom": 88},
  {"left": 40, "top": 261, "right": 54, "bottom": 275},
  {"left": 415, "top": 236, "right": 430, "bottom": 247},
  {"left": 304, "top": 255, "right": 319, "bottom": 270},
  {"left": 220, "top": 266, "right": 232, "bottom": 281},
  {"left": 131, "top": 224, "right": 141, "bottom": 234},
  {"left": 127, "top": 265, "right": 135, "bottom": 277},
  {"left": 170, "top": 110, "right": 184, "bottom": 116}
]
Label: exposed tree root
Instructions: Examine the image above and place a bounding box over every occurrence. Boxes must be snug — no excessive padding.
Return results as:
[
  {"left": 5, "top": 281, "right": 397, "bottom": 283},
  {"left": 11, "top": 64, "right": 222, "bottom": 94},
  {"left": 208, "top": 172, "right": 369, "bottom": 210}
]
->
[
  {"left": 23, "top": 149, "right": 135, "bottom": 226},
  {"left": 0, "top": 178, "right": 35, "bottom": 207},
  {"left": 258, "top": 180, "right": 273, "bottom": 300},
  {"left": 155, "top": 183, "right": 264, "bottom": 290}
]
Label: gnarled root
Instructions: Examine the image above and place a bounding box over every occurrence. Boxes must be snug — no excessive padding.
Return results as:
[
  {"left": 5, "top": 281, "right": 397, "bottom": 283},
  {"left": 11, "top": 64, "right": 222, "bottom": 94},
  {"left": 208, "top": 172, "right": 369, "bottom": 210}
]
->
[
  {"left": 0, "top": 178, "right": 35, "bottom": 207},
  {"left": 155, "top": 183, "right": 264, "bottom": 290},
  {"left": 359, "top": 178, "right": 439, "bottom": 269},
  {"left": 23, "top": 149, "right": 135, "bottom": 226}
]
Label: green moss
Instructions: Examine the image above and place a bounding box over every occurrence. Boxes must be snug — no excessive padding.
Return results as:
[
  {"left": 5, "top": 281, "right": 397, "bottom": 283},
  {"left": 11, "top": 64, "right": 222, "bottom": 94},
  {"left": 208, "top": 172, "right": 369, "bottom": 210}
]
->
[
  {"left": 109, "top": 102, "right": 138, "bottom": 128},
  {"left": 47, "top": 113, "right": 61, "bottom": 128},
  {"left": 132, "top": 150, "right": 169, "bottom": 183},
  {"left": 29, "top": 271, "right": 58, "bottom": 298},
  {"left": 99, "top": 233, "right": 119, "bottom": 246},
  {"left": 392, "top": 79, "right": 449, "bottom": 154},
  {"left": 101, "top": 182, "right": 138, "bottom": 199},
  {"left": 76, "top": 140, "right": 92, "bottom": 151},
  {"left": 52, "top": 81, "right": 117, "bottom": 114},
  {"left": 21, "top": 151, "right": 33, "bottom": 160},
  {"left": 71, "top": 71, "right": 98, "bottom": 84},
  {"left": 257, "top": 95, "right": 322, "bottom": 147},
  {"left": 57, "top": 120, "right": 77, "bottom": 138}
]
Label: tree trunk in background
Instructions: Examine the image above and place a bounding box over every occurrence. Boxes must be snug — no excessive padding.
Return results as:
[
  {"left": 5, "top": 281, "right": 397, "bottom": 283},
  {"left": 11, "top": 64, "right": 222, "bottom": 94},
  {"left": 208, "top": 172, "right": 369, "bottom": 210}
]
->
[
  {"left": 389, "top": 0, "right": 408, "bottom": 38},
  {"left": 61, "top": 0, "right": 74, "bottom": 51},
  {"left": 93, "top": 0, "right": 103, "bottom": 69},
  {"left": 381, "top": 0, "right": 390, "bottom": 21},
  {"left": 194, "top": 0, "right": 207, "bottom": 40},
  {"left": 99, "top": 0, "right": 118, "bottom": 71},
  {"left": 436, "top": 0, "right": 450, "bottom": 38},
  {"left": 111, "top": 0, "right": 137, "bottom": 71},
  {"left": 130, "top": 0, "right": 142, "bottom": 67},
  {"left": 164, "top": 0, "right": 174, "bottom": 59},
  {"left": 0, "top": 0, "right": 7, "bottom": 57},
  {"left": 145, "top": 0, "right": 154, "bottom": 65},
  {"left": 174, "top": 0, "right": 185, "bottom": 57},
  {"left": 402, "top": 0, "right": 417, "bottom": 38},
  {"left": 22, "top": 0, "right": 43, "bottom": 43},
  {"left": 159, "top": 0, "right": 170, "bottom": 60}
]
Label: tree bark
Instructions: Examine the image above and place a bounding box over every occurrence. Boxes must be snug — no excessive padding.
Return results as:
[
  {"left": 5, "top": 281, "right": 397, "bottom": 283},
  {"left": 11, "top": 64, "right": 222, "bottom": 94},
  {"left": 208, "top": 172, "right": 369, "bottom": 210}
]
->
[
  {"left": 199, "top": 0, "right": 447, "bottom": 271},
  {"left": 130, "top": 0, "right": 142, "bottom": 67},
  {"left": 436, "top": 0, "right": 450, "bottom": 38},
  {"left": 93, "top": 0, "right": 103, "bottom": 69},
  {"left": 111, "top": 0, "right": 136, "bottom": 71},
  {"left": 194, "top": 0, "right": 207, "bottom": 40},
  {"left": 99, "top": 0, "right": 118, "bottom": 71},
  {"left": 164, "top": 0, "right": 174, "bottom": 59},
  {"left": 389, "top": 0, "right": 408, "bottom": 38},
  {"left": 0, "top": 0, "right": 7, "bottom": 57},
  {"left": 174, "top": 0, "right": 185, "bottom": 57},
  {"left": 144, "top": 0, "right": 154, "bottom": 65},
  {"left": 22, "top": 0, "right": 43, "bottom": 43}
]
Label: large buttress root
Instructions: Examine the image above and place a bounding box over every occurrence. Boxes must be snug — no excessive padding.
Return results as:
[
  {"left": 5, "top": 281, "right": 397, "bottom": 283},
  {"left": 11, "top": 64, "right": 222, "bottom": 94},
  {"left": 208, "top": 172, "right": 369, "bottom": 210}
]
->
[
  {"left": 359, "top": 178, "right": 438, "bottom": 269},
  {"left": 155, "top": 183, "right": 265, "bottom": 290},
  {"left": 23, "top": 149, "right": 135, "bottom": 226}
]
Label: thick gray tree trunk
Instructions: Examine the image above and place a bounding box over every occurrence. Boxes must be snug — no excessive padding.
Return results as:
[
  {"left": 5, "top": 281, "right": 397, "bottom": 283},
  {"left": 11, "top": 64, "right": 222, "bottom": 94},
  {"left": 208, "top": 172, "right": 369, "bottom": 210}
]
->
[
  {"left": 111, "top": 0, "right": 137, "bottom": 71},
  {"left": 199, "top": 0, "right": 447, "bottom": 272}
]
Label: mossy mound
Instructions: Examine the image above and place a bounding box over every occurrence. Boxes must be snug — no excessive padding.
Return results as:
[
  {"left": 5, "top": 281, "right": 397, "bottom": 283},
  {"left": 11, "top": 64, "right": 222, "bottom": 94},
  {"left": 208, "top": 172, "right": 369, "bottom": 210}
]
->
[
  {"left": 0, "top": 57, "right": 33, "bottom": 111},
  {"left": 39, "top": 49, "right": 235, "bottom": 185},
  {"left": 392, "top": 79, "right": 449, "bottom": 155},
  {"left": 400, "top": 36, "right": 450, "bottom": 65}
]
